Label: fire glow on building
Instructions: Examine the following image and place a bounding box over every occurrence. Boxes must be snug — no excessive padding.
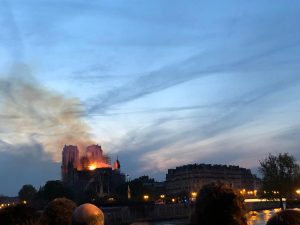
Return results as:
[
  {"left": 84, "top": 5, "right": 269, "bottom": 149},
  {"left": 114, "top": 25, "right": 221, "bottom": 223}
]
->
[{"left": 61, "top": 144, "right": 124, "bottom": 199}]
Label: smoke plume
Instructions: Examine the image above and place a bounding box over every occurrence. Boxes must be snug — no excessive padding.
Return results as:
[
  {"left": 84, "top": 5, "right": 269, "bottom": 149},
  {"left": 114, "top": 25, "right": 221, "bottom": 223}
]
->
[{"left": 0, "top": 64, "right": 94, "bottom": 162}]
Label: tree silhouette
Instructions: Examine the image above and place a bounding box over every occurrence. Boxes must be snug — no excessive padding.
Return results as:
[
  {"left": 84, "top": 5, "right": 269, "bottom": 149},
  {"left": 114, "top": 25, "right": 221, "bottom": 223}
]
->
[
  {"left": 259, "top": 153, "right": 300, "bottom": 209},
  {"left": 41, "top": 180, "right": 73, "bottom": 201},
  {"left": 18, "top": 184, "right": 37, "bottom": 203}
]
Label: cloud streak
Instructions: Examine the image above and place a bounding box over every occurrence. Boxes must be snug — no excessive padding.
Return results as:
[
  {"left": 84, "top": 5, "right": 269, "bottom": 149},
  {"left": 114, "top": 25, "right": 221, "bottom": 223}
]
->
[
  {"left": 108, "top": 77, "right": 300, "bottom": 178},
  {"left": 86, "top": 40, "right": 300, "bottom": 114}
]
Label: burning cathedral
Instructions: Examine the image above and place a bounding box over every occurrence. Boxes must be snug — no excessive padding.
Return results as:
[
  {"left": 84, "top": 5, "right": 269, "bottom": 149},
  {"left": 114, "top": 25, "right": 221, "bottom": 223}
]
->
[{"left": 61, "top": 144, "right": 126, "bottom": 199}]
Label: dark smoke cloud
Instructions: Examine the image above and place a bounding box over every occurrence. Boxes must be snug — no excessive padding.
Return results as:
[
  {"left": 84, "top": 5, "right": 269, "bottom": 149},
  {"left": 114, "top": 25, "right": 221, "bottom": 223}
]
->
[
  {"left": 0, "top": 141, "right": 59, "bottom": 196},
  {"left": 0, "top": 64, "right": 94, "bottom": 161}
]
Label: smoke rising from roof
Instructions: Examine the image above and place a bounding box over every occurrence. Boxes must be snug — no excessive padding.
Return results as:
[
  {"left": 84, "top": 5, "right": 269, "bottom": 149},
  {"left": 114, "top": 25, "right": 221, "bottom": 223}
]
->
[{"left": 0, "top": 64, "right": 94, "bottom": 161}]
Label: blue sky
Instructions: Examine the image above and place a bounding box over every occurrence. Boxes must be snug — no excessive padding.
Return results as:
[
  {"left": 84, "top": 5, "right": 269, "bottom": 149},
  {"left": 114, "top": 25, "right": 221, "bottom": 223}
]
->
[{"left": 0, "top": 0, "right": 300, "bottom": 196}]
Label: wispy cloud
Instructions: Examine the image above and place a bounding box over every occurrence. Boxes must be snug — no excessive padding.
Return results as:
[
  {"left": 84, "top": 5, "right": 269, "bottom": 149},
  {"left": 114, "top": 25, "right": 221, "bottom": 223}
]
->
[
  {"left": 108, "top": 78, "right": 300, "bottom": 178},
  {"left": 86, "top": 39, "right": 300, "bottom": 114},
  {"left": 0, "top": 0, "right": 24, "bottom": 63},
  {"left": 0, "top": 64, "right": 94, "bottom": 161}
]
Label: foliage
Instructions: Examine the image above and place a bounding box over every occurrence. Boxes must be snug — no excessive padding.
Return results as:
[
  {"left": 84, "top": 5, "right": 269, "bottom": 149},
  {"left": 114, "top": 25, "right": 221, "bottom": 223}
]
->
[
  {"left": 0, "top": 204, "right": 39, "bottom": 225},
  {"left": 18, "top": 184, "right": 37, "bottom": 202},
  {"left": 129, "top": 178, "right": 152, "bottom": 201},
  {"left": 39, "top": 180, "right": 73, "bottom": 201},
  {"left": 39, "top": 198, "right": 76, "bottom": 225},
  {"left": 259, "top": 153, "right": 300, "bottom": 207}
]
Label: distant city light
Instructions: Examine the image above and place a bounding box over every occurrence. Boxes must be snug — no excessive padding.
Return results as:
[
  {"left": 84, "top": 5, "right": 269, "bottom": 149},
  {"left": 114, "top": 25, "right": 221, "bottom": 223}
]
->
[
  {"left": 296, "top": 189, "right": 300, "bottom": 195},
  {"left": 143, "top": 195, "right": 149, "bottom": 200},
  {"left": 191, "top": 192, "right": 197, "bottom": 198},
  {"left": 160, "top": 194, "right": 165, "bottom": 199}
]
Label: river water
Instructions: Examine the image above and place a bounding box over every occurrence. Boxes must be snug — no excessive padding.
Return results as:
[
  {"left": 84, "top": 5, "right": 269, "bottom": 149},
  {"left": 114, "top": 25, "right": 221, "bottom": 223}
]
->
[{"left": 131, "top": 209, "right": 279, "bottom": 225}]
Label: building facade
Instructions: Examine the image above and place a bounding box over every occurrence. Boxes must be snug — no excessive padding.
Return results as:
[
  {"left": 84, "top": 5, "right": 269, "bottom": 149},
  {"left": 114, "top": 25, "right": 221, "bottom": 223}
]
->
[
  {"left": 166, "top": 164, "right": 256, "bottom": 196},
  {"left": 61, "top": 145, "right": 79, "bottom": 183},
  {"left": 61, "top": 144, "right": 125, "bottom": 199}
]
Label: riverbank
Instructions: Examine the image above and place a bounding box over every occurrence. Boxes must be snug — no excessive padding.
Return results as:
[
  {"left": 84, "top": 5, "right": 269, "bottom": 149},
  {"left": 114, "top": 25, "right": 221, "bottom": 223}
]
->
[{"left": 102, "top": 200, "right": 284, "bottom": 225}]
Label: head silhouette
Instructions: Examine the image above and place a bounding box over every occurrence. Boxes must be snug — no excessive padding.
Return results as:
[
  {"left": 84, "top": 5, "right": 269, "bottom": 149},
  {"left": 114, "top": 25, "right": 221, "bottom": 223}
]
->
[
  {"left": 267, "top": 209, "right": 300, "bottom": 225},
  {"left": 39, "top": 198, "right": 76, "bottom": 225},
  {"left": 190, "top": 183, "right": 247, "bottom": 225},
  {"left": 71, "top": 203, "right": 104, "bottom": 225}
]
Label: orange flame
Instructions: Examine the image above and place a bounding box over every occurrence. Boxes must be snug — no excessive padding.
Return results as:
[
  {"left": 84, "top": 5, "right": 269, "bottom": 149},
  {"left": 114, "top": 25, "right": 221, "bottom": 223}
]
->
[
  {"left": 87, "top": 162, "right": 111, "bottom": 171},
  {"left": 88, "top": 164, "right": 97, "bottom": 171}
]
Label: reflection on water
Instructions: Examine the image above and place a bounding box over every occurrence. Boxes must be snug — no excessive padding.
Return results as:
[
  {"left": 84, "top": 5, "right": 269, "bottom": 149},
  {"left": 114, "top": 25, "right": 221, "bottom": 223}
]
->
[
  {"left": 131, "top": 209, "right": 280, "bottom": 225},
  {"left": 248, "top": 208, "right": 280, "bottom": 225}
]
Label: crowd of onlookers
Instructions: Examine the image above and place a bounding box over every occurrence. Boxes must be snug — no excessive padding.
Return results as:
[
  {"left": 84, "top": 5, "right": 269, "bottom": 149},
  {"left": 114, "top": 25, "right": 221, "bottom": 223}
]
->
[
  {"left": 0, "top": 198, "right": 104, "bottom": 225},
  {"left": 0, "top": 183, "right": 299, "bottom": 225}
]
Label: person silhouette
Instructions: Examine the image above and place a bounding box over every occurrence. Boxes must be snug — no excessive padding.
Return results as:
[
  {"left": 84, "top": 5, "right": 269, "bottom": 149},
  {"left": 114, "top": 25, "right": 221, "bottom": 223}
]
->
[
  {"left": 190, "top": 183, "right": 247, "bottom": 225},
  {"left": 71, "top": 203, "right": 104, "bottom": 225},
  {"left": 266, "top": 209, "right": 300, "bottom": 225}
]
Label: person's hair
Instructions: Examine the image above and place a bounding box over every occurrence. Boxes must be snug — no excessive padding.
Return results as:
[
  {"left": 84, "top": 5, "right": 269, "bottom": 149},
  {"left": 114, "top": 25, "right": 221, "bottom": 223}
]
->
[
  {"left": 39, "top": 197, "right": 76, "bottom": 225},
  {"left": 71, "top": 203, "right": 104, "bottom": 225},
  {"left": 190, "top": 183, "right": 247, "bottom": 225},
  {"left": 0, "top": 204, "right": 39, "bottom": 225},
  {"left": 266, "top": 209, "right": 300, "bottom": 225}
]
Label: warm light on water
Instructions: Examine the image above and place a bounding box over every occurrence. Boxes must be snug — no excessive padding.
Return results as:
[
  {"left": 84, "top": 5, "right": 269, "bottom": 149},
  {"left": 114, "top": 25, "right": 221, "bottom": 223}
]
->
[
  {"left": 131, "top": 209, "right": 281, "bottom": 225},
  {"left": 245, "top": 198, "right": 286, "bottom": 202},
  {"left": 247, "top": 209, "right": 280, "bottom": 225}
]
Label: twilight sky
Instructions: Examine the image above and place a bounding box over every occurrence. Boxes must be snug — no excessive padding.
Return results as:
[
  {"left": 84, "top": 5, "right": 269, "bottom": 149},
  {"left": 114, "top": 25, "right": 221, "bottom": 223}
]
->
[{"left": 0, "top": 0, "right": 300, "bottom": 196}]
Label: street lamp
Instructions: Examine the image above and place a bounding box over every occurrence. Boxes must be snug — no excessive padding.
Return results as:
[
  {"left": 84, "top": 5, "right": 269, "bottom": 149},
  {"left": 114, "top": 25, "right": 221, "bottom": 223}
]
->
[
  {"left": 254, "top": 190, "right": 257, "bottom": 196},
  {"left": 160, "top": 194, "right": 165, "bottom": 199},
  {"left": 143, "top": 195, "right": 149, "bottom": 201},
  {"left": 191, "top": 192, "right": 197, "bottom": 198},
  {"left": 296, "top": 189, "right": 300, "bottom": 195}
]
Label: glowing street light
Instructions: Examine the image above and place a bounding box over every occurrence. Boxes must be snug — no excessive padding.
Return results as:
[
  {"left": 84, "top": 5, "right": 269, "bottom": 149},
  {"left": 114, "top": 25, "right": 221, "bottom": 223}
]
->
[
  {"left": 160, "top": 195, "right": 165, "bottom": 199},
  {"left": 296, "top": 189, "right": 300, "bottom": 195},
  {"left": 143, "top": 195, "right": 149, "bottom": 201},
  {"left": 254, "top": 190, "right": 258, "bottom": 196},
  {"left": 191, "top": 192, "right": 197, "bottom": 198},
  {"left": 240, "top": 189, "right": 246, "bottom": 195}
]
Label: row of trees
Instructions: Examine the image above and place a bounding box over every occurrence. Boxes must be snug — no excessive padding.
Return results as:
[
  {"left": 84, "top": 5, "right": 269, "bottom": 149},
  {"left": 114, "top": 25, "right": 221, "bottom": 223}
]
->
[{"left": 18, "top": 180, "right": 73, "bottom": 208}]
